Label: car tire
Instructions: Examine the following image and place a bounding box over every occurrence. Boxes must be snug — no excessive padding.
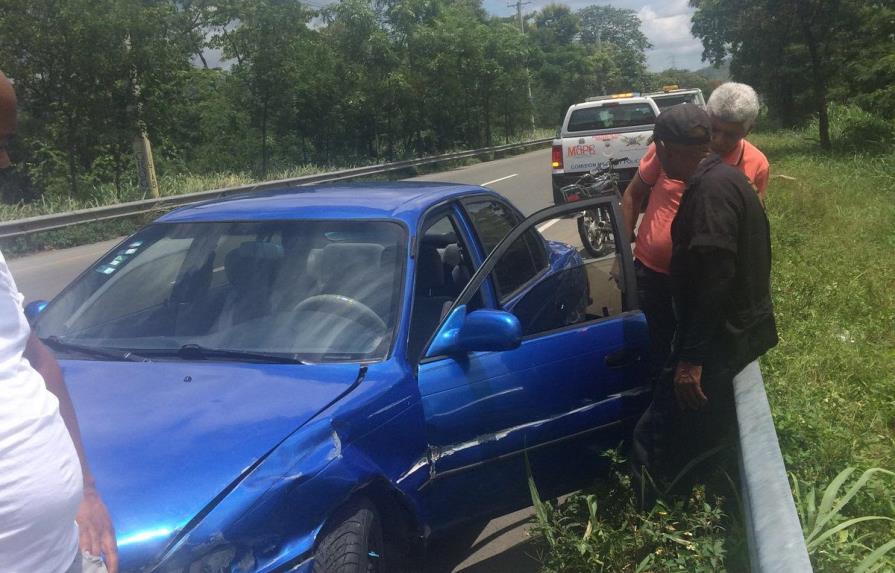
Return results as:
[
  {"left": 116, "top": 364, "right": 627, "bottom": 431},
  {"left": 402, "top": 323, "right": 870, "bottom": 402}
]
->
[{"left": 314, "top": 498, "right": 386, "bottom": 573}]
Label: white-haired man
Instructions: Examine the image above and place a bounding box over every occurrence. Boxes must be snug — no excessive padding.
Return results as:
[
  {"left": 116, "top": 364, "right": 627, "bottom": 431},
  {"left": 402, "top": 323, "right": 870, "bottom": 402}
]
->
[{"left": 620, "top": 82, "right": 769, "bottom": 385}]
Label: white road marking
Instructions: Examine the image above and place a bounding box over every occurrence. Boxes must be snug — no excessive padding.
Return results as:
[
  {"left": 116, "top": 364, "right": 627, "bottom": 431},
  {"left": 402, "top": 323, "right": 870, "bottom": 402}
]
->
[
  {"left": 537, "top": 218, "right": 560, "bottom": 232},
  {"left": 479, "top": 173, "right": 517, "bottom": 186}
]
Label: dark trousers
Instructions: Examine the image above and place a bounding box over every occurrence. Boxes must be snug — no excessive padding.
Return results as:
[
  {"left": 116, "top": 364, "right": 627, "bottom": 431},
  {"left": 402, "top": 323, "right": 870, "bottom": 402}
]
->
[
  {"left": 635, "top": 260, "right": 676, "bottom": 381},
  {"left": 631, "top": 355, "right": 738, "bottom": 494}
]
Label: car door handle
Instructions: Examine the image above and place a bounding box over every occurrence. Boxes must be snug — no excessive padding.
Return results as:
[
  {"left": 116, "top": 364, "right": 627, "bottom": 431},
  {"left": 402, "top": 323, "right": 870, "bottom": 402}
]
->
[{"left": 604, "top": 348, "right": 640, "bottom": 368}]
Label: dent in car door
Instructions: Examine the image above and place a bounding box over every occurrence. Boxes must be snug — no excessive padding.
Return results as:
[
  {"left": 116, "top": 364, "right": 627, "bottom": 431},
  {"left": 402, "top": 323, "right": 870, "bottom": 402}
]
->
[{"left": 417, "top": 197, "right": 652, "bottom": 530}]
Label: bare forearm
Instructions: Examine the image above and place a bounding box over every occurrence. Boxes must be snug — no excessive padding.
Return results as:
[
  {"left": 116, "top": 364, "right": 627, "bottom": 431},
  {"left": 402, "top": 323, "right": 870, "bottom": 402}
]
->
[
  {"left": 621, "top": 173, "right": 649, "bottom": 243},
  {"left": 24, "top": 334, "right": 94, "bottom": 486}
]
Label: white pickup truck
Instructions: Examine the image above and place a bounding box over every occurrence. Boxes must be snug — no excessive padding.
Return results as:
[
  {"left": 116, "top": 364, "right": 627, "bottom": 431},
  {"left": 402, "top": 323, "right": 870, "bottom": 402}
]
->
[
  {"left": 551, "top": 94, "right": 660, "bottom": 205},
  {"left": 644, "top": 86, "right": 706, "bottom": 111}
]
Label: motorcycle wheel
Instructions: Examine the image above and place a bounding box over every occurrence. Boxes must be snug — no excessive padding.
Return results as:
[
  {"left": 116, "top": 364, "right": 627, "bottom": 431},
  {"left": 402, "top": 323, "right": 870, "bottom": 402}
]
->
[{"left": 577, "top": 207, "right": 615, "bottom": 258}]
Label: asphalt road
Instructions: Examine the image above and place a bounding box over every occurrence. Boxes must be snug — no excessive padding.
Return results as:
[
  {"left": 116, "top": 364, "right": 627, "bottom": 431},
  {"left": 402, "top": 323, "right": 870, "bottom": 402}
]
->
[{"left": 7, "top": 147, "right": 556, "bottom": 572}]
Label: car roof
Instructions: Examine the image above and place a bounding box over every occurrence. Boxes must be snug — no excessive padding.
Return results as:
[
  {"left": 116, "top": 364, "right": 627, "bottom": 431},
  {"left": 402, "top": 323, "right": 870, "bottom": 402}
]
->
[
  {"left": 568, "top": 96, "right": 656, "bottom": 111},
  {"left": 645, "top": 88, "right": 702, "bottom": 96},
  {"left": 157, "top": 181, "right": 503, "bottom": 226}
]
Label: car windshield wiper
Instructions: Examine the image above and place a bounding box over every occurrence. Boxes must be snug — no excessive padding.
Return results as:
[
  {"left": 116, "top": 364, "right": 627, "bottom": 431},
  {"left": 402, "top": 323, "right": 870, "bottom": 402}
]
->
[
  {"left": 169, "top": 344, "right": 307, "bottom": 364},
  {"left": 41, "top": 336, "right": 151, "bottom": 363}
]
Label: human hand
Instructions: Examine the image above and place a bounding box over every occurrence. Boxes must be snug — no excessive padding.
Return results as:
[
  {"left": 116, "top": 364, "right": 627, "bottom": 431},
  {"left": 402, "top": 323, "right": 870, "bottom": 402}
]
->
[
  {"left": 674, "top": 361, "right": 707, "bottom": 410},
  {"left": 76, "top": 483, "right": 118, "bottom": 573},
  {"left": 609, "top": 257, "right": 621, "bottom": 287}
]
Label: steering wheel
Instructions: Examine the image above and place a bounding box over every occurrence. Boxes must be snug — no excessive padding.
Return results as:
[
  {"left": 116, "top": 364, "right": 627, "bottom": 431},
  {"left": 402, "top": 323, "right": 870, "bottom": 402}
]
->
[{"left": 292, "top": 294, "right": 387, "bottom": 333}]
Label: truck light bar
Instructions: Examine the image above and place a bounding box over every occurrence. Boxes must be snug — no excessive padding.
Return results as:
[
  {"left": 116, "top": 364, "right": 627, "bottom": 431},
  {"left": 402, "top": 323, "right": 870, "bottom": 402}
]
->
[{"left": 584, "top": 92, "right": 641, "bottom": 102}]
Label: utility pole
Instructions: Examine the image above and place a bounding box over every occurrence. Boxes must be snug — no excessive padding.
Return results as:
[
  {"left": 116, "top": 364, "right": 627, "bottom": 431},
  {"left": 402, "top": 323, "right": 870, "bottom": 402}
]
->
[{"left": 509, "top": 0, "right": 536, "bottom": 131}]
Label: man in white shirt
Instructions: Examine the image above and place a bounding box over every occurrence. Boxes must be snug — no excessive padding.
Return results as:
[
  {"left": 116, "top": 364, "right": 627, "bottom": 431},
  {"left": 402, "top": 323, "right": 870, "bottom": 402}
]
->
[{"left": 0, "top": 71, "right": 118, "bottom": 573}]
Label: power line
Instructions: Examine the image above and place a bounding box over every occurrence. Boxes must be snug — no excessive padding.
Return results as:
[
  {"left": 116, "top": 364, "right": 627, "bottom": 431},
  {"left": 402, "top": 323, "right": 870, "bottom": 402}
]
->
[{"left": 507, "top": 0, "right": 532, "bottom": 33}]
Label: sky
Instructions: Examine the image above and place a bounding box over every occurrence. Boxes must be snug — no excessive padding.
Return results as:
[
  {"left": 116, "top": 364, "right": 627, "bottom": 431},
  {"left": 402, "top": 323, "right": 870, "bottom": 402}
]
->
[{"left": 482, "top": 0, "right": 706, "bottom": 71}]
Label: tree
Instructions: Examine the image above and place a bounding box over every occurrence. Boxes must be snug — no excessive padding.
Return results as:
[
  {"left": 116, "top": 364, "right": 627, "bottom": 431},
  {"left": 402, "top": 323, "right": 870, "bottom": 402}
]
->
[
  {"left": 0, "top": 0, "right": 196, "bottom": 197},
  {"left": 207, "top": 0, "right": 316, "bottom": 175},
  {"left": 690, "top": 0, "right": 865, "bottom": 149},
  {"left": 577, "top": 5, "right": 650, "bottom": 88}
]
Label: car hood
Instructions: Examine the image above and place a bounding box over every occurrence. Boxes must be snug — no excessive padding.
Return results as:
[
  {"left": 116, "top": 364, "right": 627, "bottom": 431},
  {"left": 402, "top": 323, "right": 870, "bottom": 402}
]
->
[{"left": 61, "top": 359, "right": 361, "bottom": 569}]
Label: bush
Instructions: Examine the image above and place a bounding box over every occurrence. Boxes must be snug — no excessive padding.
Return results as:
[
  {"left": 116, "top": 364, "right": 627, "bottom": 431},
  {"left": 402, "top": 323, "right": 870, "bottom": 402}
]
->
[{"left": 807, "top": 104, "right": 895, "bottom": 152}]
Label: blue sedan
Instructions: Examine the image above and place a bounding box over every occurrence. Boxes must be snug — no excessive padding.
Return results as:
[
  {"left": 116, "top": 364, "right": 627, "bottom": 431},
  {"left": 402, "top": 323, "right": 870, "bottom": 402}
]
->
[{"left": 31, "top": 182, "right": 651, "bottom": 572}]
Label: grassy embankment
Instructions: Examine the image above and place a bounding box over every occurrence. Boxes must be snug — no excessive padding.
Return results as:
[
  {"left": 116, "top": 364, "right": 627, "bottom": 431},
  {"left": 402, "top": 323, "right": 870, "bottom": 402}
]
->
[
  {"left": 529, "top": 128, "right": 895, "bottom": 572},
  {"left": 0, "top": 130, "right": 555, "bottom": 256}
]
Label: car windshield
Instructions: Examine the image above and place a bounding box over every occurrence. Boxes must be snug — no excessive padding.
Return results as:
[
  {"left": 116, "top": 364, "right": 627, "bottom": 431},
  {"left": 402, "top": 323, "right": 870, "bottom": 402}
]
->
[
  {"left": 36, "top": 220, "right": 406, "bottom": 363},
  {"left": 567, "top": 102, "right": 656, "bottom": 132}
]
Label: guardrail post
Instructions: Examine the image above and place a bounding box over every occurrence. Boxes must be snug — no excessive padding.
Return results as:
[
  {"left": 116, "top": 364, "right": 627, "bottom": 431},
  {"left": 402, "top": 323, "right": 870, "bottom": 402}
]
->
[{"left": 735, "top": 361, "right": 813, "bottom": 572}]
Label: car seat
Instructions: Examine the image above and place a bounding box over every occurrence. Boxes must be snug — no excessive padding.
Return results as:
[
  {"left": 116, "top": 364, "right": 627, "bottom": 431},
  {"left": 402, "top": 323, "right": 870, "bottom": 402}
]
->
[
  {"left": 407, "top": 244, "right": 452, "bottom": 360},
  {"left": 213, "top": 241, "right": 284, "bottom": 330}
]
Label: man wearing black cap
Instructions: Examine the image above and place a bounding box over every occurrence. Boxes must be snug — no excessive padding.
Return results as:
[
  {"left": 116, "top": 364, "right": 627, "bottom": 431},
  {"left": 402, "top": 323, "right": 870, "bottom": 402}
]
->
[{"left": 632, "top": 103, "right": 778, "bottom": 491}]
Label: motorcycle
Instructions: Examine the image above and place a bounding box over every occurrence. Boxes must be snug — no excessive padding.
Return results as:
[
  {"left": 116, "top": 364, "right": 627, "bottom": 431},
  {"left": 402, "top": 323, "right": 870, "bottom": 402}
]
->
[{"left": 559, "top": 157, "right": 627, "bottom": 258}]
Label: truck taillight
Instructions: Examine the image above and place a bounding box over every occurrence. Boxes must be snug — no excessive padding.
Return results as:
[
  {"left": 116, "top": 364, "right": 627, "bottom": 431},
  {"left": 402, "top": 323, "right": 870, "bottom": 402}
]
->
[{"left": 551, "top": 145, "right": 563, "bottom": 169}]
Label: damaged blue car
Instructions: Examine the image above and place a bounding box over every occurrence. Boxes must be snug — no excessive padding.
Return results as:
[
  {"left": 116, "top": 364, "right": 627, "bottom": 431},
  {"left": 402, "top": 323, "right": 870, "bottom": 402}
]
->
[{"left": 30, "top": 182, "right": 651, "bottom": 572}]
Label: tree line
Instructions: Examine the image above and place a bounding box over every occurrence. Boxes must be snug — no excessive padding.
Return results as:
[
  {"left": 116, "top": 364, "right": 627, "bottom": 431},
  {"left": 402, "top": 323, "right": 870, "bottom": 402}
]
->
[
  {"left": 0, "top": 0, "right": 688, "bottom": 202},
  {"left": 690, "top": 0, "right": 895, "bottom": 149},
  {"left": 2, "top": 0, "right": 889, "bottom": 203}
]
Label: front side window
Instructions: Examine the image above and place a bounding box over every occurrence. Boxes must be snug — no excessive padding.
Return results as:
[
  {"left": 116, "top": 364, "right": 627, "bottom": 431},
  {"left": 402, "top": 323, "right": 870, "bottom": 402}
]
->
[
  {"left": 504, "top": 205, "right": 626, "bottom": 336},
  {"left": 36, "top": 220, "right": 406, "bottom": 362},
  {"left": 567, "top": 103, "right": 656, "bottom": 132},
  {"left": 463, "top": 199, "right": 547, "bottom": 300},
  {"left": 407, "top": 212, "right": 478, "bottom": 360}
]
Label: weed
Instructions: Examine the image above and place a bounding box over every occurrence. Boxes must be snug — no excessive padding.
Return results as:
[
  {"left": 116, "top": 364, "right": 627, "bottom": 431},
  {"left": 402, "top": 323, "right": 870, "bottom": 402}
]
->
[
  {"left": 792, "top": 467, "right": 895, "bottom": 571},
  {"left": 528, "top": 450, "right": 735, "bottom": 573}
]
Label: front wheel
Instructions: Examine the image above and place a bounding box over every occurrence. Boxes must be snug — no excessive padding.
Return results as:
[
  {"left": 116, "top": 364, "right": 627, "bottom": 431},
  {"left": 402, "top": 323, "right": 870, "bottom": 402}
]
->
[
  {"left": 314, "top": 498, "right": 386, "bottom": 573},
  {"left": 577, "top": 207, "right": 615, "bottom": 258}
]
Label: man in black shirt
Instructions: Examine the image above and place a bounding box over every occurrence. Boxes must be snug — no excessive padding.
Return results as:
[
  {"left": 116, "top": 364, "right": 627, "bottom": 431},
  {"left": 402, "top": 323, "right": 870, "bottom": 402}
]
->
[{"left": 632, "top": 103, "right": 778, "bottom": 491}]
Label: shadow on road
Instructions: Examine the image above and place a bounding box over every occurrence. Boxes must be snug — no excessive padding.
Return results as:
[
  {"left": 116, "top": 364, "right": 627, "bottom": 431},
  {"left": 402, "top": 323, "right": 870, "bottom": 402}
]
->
[{"left": 423, "top": 513, "right": 542, "bottom": 573}]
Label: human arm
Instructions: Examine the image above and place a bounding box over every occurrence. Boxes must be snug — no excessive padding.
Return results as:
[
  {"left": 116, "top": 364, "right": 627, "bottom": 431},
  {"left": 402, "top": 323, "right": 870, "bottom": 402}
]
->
[
  {"left": 620, "top": 172, "right": 651, "bottom": 243},
  {"left": 754, "top": 164, "right": 769, "bottom": 205},
  {"left": 673, "top": 248, "right": 737, "bottom": 410},
  {"left": 24, "top": 333, "right": 119, "bottom": 573}
]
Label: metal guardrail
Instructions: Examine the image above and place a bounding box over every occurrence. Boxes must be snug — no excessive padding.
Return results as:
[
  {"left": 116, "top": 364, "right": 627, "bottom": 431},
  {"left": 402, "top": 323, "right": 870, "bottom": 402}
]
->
[
  {"left": 0, "top": 138, "right": 552, "bottom": 240},
  {"left": 735, "top": 361, "right": 813, "bottom": 572}
]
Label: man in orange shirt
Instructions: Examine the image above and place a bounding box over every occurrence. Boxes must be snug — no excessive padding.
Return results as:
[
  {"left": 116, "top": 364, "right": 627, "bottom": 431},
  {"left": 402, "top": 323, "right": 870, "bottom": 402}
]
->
[{"left": 621, "top": 82, "right": 769, "bottom": 380}]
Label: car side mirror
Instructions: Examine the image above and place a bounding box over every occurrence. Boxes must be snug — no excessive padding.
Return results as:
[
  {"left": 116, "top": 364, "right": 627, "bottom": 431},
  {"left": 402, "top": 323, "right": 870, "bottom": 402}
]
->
[
  {"left": 24, "top": 300, "right": 48, "bottom": 325},
  {"left": 426, "top": 305, "right": 522, "bottom": 357}
]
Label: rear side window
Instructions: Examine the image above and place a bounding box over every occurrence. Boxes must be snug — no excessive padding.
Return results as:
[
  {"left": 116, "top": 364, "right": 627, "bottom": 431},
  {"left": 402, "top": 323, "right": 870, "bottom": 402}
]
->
[
  {"left": 463, "top": 200, "right": 547, "bottom": 300},
  {"left": 567, "top": 103, "right": 656, "bottom": 132}
]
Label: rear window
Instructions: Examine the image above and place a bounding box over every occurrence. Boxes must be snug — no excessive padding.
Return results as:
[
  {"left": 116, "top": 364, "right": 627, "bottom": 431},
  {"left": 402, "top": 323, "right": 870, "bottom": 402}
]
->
[
  {"left": 566, "top": 103, "right": 656, "bottom": 132},
  {"left": 652, "top": 93, "right": 699, "bottom": 110}
]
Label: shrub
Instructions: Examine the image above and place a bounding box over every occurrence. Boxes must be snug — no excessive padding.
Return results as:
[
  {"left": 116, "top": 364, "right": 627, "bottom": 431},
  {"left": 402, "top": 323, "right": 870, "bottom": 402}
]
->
[{"left": 807, "top": 104, "right": 895, "bottom": 152}]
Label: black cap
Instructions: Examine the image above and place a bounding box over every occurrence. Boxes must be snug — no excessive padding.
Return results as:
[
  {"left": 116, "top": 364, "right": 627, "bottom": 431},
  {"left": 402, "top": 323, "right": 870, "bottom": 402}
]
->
[{"left": 653, "top": 103, "right": 711, "bottom": 145}]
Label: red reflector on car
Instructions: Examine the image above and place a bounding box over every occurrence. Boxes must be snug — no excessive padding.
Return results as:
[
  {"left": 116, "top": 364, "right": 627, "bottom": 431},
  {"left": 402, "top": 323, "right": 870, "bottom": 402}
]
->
[{"left": 551, "top": 145, "right": 563, "bottom": 169}]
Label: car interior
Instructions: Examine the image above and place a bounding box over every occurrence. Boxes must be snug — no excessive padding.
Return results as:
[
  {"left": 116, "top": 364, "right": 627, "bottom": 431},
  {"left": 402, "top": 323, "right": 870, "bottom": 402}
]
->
[{"left": 407, "top": 215, "right": 477, "bottom": 361}]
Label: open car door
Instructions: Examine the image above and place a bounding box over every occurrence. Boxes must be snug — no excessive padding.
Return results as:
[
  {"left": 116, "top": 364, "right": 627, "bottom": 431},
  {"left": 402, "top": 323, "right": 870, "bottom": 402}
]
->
[{"left": 417, "top": 196, "right": 652, "bottom": 529}]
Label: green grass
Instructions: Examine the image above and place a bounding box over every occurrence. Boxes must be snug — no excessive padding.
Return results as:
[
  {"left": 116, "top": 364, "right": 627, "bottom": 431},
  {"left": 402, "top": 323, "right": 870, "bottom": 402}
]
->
[
  {"left": 754, "top": 129, "right": 895, "bottom": 571},
  {"left": 529, "top": 129, "right": 895, "bottom": 571}
]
